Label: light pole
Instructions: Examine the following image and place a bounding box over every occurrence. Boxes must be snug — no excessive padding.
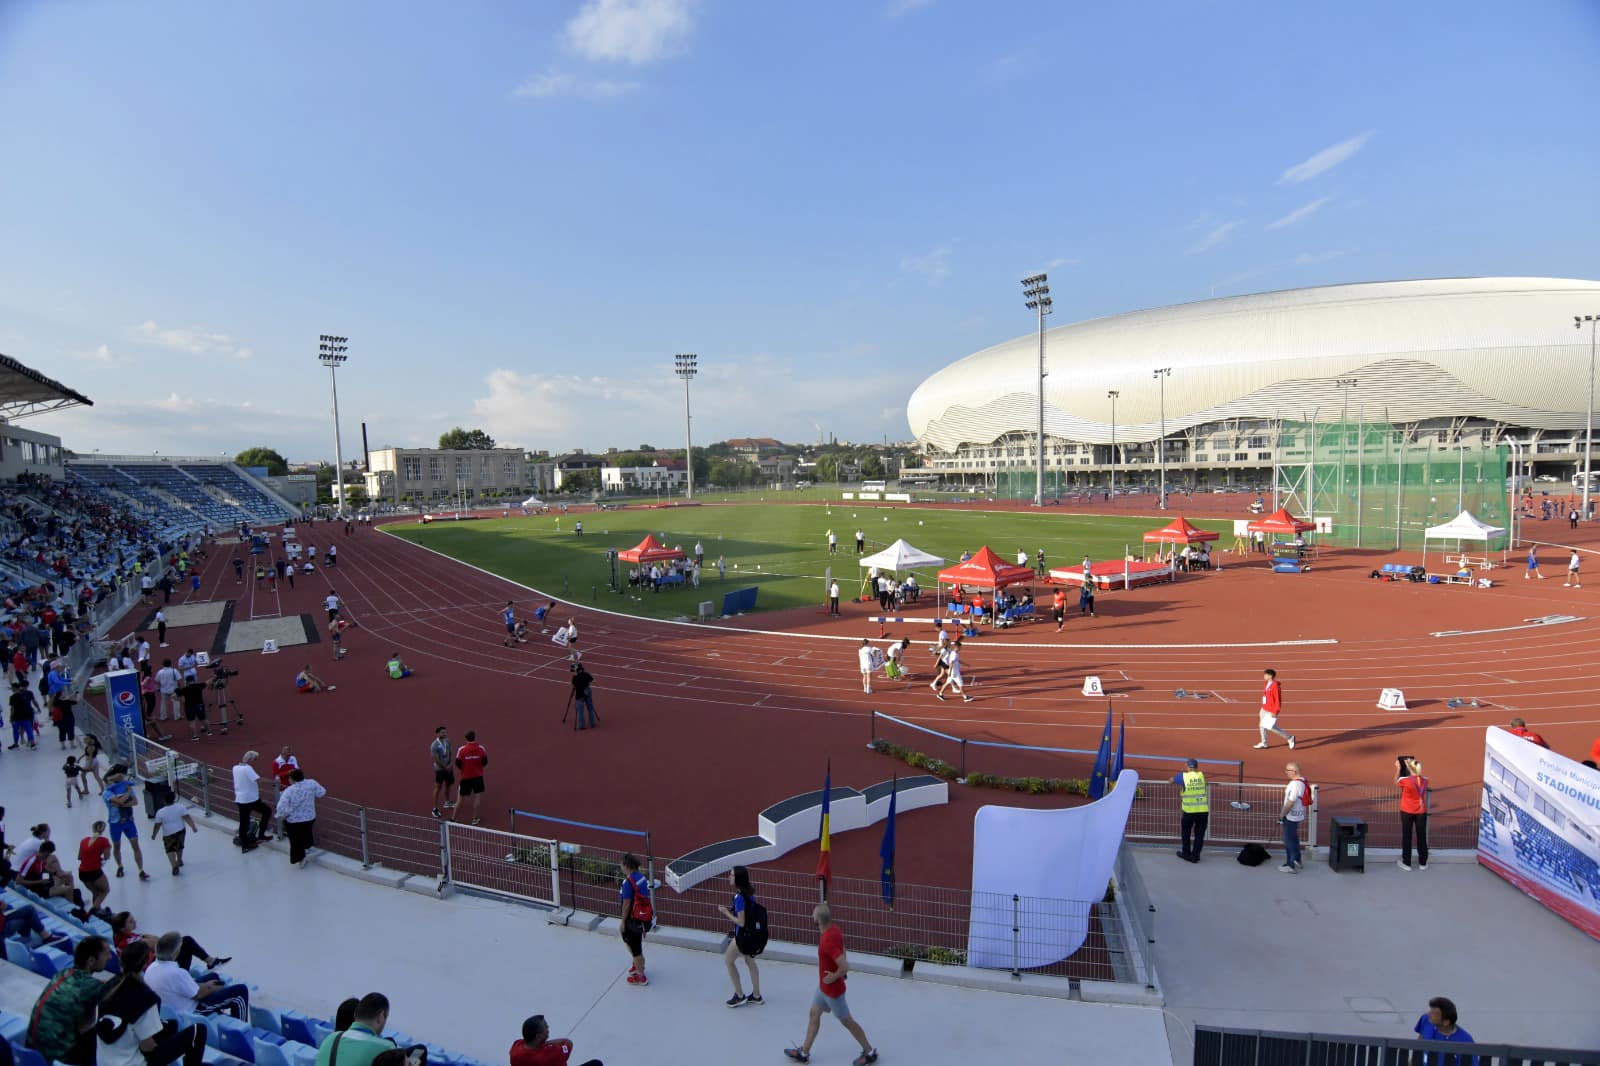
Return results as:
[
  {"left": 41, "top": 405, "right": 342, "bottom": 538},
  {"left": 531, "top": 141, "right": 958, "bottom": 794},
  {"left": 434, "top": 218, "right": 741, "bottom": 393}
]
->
[
  {"left": 1106, "top": 390, "right": 1119, "bottom": 496},
  {"left": 674, "top": 353, "right": 697, "bottom": 500},
  {"left": 1335, "top": 378, "right": 1357, "bottom": 512},
  {"left": 1153, "top": 367, "right": 1172, "bottom": 508},
  {"left": 1022, "top": 274, "right": 1052, "bottom": 506},
  {"left": 318, "top": 335, "right": 349, "bottom": 516},
  {"left": 1577, "top": 316, "right": 1598, "bottom": 520}
]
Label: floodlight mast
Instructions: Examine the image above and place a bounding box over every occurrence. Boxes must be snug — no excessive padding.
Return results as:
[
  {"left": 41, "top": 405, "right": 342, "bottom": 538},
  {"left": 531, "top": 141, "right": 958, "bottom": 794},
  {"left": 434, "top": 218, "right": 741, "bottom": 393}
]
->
[
  {"left": 1021, "top": 274, "right": 1052, "bottom": 506},
  {"left": 674, "top": 354, "right": 698, "bottom": 500},
  {"left": 318, "top": 335, "right": 349, "bottom": 516}
]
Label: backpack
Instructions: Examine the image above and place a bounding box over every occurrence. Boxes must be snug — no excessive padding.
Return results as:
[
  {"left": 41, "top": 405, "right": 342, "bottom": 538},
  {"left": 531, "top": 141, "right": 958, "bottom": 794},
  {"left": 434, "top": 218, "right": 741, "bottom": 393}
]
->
[
  {"left": 1237, "top": 842, "right": 1271, "bottom": 867},
  {"left": 628, "top": 873, "right": 654, "bottom": 924},
  {"left": 735, "top": 894, "right": 769, "bottom": 956}
]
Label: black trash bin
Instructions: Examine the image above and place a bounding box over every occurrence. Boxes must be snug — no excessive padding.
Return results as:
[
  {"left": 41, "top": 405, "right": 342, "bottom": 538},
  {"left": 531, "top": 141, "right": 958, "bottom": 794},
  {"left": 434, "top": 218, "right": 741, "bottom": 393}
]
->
[{"left": 1329, "top": 816, "right": 1368, "bottom": 871}]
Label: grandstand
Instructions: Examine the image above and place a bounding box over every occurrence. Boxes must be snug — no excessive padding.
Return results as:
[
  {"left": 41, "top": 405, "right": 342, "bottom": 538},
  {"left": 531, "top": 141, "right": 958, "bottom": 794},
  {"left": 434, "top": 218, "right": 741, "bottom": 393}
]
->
[{"left": 66, "top": 458, "right": 299, "bottom": 531}]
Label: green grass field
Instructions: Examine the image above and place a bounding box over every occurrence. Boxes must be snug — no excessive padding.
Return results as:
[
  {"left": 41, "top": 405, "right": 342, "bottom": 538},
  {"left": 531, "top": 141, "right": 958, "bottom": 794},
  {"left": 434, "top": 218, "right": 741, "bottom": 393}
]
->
[{"left": 386, "top": 504, "right": 1231, "bottom": 619}]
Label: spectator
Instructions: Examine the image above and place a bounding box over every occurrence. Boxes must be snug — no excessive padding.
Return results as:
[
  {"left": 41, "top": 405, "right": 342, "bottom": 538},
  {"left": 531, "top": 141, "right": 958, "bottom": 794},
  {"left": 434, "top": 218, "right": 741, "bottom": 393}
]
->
[
  {"left": 77, "top": 821, "right": 112, "bottom": 915},
  {"left": 25, "top": 935, "right": 112, "bottom": 1065},
  {"left": 154, "top": 659, "right": 182, "bottom": 725},
  {"left": 14, "top": 822, "right": 51, "bottom": 869},
  {"left": 1, "top": 896, "right": 68, "bottom": 948},
  {"left": 333, "top": 997, "right": 361, "bottom": 1032},
  {"left": 144, "top": 930, "right": 250, "bottom": 1020},
  {"left": 81, "top": 734, "right": 110, "bottom": 792},
  {"left": 95, "top": 940, "right": 208, "bottom": 1066},
  {"left": 454, "top": 730, "right": 488, "bottom": 826},
  {"left": 275, "top": 769, "right": 327, "bottom": 868},
  {"left": 1396, "top": 756, "right": 1430, "bottom": 872},
  {"left": 430, "top": 726, "right": 456, "bottom": 820},
  {"left": 718, "top": 865, "right": 764, "bottom": 1007},
  {"left": 273, "top": 745, "right": 300, "bottom": 789},
  {"left": 1506, "top": 718, "right": 1550, "bottom": 748},
  {"left": 1279, "top": 762, "right": 1309, "bottom": 873},
  {"left": 1413, "top": 995, "right": 1475, "bottom": 1060},
  {"left": 233, "top": 751, "right": 273, "bottom": 852},
  {"left": 314, "top": 993, "right": 395, "bottom": 1066},
  {"left": 108, "top": 912, "right": 228, "bottom": 971},
  {"left": 101, "top": 766, "right": 151, "bottom": 880},
  {"left": 152, "top": 793, "right": 199, "bottom": 876},
  {"left": 511, "top": 1014, "right": 603, "bottom": 1066},
  {"left": 571, "top": 665, "right": 597, "bottom": 731},
  {"left": 783, "top": 904, "right": 877, "bottom": 1065},
  {"left": 9, "top": 679, "right": 39, "bottom": 749},
  {"left": 618, "top": 853, "right": 652, "bottom": 986}
]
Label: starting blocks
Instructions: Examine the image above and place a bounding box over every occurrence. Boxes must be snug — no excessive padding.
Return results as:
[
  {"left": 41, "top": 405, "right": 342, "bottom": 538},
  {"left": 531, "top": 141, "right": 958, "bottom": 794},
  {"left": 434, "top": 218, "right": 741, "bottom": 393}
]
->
[{"left": 1173, "top": 688, "right": 1212, "bottom": 700}]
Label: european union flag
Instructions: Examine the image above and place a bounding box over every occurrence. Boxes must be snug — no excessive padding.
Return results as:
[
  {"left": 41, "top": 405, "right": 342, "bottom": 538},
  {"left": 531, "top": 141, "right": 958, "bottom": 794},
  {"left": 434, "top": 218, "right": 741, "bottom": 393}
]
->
[
  {"left": 879, "top": 776, "right": 897, "bottom": 907},
  {"left": 1088, "top": 707, "right": 1114, "bottom": 799}
]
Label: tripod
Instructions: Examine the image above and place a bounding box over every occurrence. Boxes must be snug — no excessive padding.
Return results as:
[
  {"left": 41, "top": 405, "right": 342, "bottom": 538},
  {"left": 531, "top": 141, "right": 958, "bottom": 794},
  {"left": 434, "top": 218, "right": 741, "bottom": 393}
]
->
[
  {"left": 560, "top": 684, "right": 601, "bottom": 731},
  {"left": 210, "top": 680, "right": 244, "bottom": 732}
]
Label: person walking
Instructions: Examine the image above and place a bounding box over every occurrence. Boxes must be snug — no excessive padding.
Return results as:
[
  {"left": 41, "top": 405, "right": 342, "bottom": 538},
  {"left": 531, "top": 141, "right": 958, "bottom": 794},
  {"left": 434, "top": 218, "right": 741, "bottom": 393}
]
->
[
  {"left": 155, "top": 608, "right": 169, "bottom": 648},
  {"left": 856, "top": 639, "right": 876, "bottom": 695},
  {"left": 9, "top": 679, "right": 39, "bottom": 749},
  {"left": 101, "top": 766, "right": 151, "bottom": 880},
  {"left": 1396, "top": 755, "right": 1430, "bottom": 871},
  {"left": 502, "top": 602, "right": 518, "bottom": 646},
  {"left": 571, "top": 665, "right": 598, "bottom": 730},
  {"left": 855, "top": 529, "right": 865, "bottom": 554},
  {"left": 783, "top": 904, "right": 877, "bottom": 1065},
  {"left": 154, "top": 659, "right": 181, "bottom": 725},
  {"left": 152, "top": 794, "right": 199, "bottom": 876},
  {"left": 718, "top": 865, "right": 764, "bottom": 1007},
  {"left": 430, "top": 727, "right": 456, "bottom": 819},
  {"left": 273, "top": 769, "right": 326, "bottom": 868},
  {"left": 1279, "top": 762, "right": 1309, "bottom": 873},
  {"left": 935, "top": 642, "right": 973, "bottom": 703},
  {"left": 325, "top": 591, "right": 341, "bottom": 622},
  {"left": 1253, "top": 668, "right": 1295, "bottom": 750},
  {"left": 1080, "top": 579, "right": 1096, "bottom": 618},
  {"left": 828, "top": 580, "right": 840, "bottom": 617},
  {"left": 1526, "top": 545, "right": 1544, "bottom": 580},
  {"left": 232, "top": 752, "right": 272, "bottom": 852},
  {"left": 1565, "top": 548, "right": 1582, "bottom": 588},
  {"left": 694, "top": 541, "right": 704, "bottom": 566},
  {"left": 827, "top": 530, "right": 837, "bottom": 555},
  {"left": 1172, "top": 758, "right": 1209, "bottom": 863},
  {"left": 1570, "top": 507, "right": 1580, "bottom": 530},
  {"left": 454, "top": 730, "right": 488, "bottom": 825},
  {"left": 1052, "top": 587, "right": 1067, "bottom": 632},
  {"left": 77, "top": 822, "right": 112, "bottom": 917},
  {"left": 618, "top": 853, "right": 652, "bottom": 986}
]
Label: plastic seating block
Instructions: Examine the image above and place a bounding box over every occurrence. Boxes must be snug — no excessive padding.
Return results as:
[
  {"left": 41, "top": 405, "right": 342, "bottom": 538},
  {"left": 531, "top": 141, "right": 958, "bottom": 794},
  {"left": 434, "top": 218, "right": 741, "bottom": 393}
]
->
[
  {"left": 278, "top": 1013, "right": 318, "bottom": 1047},
  {"left": 282, "top": 1040, "right": 320, "bottom": 1066},
  {"left": 3, "top": 939, "right": 32, "bottom": 968},
  {"left": 248, "top": 1008, "right": 283, "bottom": 1036},
  {"left": 212, "top": 1017, "right": 257, "bottom": 1062},
  {"left": 251, "top": 1040, "right": 292, "bottom": 1066},
  {"left": 10, "top": 1041, "right": 47, "bottom": 1066},
  {"left": 0, "top": 1010, "right": 27, "bottom": 1042}
]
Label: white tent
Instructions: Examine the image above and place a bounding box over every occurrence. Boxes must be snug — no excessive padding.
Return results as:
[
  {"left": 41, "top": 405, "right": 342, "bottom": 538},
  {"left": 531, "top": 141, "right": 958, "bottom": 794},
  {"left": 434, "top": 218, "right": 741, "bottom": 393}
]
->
[
  {"left": 520, "top": 496, "right": 546, "bottom": 509},
  {"left": 1422, "top": 510, "right": 1506, "bottom": 564},
  {"left": 858, "top": 538, "right": 946, "bottom": 572}
]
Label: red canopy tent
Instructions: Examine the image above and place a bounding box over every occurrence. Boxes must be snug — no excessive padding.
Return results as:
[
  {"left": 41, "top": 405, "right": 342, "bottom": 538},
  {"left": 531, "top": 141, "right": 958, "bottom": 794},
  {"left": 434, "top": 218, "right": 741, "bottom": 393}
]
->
[
  {"left": 618, "top": 534, "right": 685, "bottom": 565},
  {"left": 936, "top": 546, "right": 1036, "bottom": 590},
  {"left": 1142, "top": 516, "right": 1221, "bottom": 545},
  {"left": 1246, "top": 508, "right": 1317, "bottom": 535}
]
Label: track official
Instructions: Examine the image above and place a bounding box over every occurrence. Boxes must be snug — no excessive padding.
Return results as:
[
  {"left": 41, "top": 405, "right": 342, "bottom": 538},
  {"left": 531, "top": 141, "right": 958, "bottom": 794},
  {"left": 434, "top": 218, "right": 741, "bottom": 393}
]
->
[{"left": 1172, "top": 758, "right": 1208, "bottom": 863}]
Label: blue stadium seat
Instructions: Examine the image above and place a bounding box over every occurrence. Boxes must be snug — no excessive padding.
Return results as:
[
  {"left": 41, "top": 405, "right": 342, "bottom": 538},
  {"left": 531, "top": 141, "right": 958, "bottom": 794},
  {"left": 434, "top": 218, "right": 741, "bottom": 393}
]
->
[
  {"left": 8, "top": 1041, "right": 45, "bottom": 1066},
  {"left": 3, "top": 939, "right": 32, "bottom": 969},
  {"left": 249, "top": 1007, "right": 283, "bottom": 1036},
  {"left": 278, "top": 1013, "right": 318, "bottom": 1047},
  {"left": 0, "top": 1010, "right": 27, "bottom": 1043},
  {"left": 211, "top": 1016, "right": 257, "bottom": 1061},
  {"left": 252, "top": 1039, "right": 293, "bottom": 1066},
  {"left": 29, "top": 946, "right": 70, "bottom": 977},
  {"left": 282, "top": 1040, "right": 320, "bottom": 1066}
]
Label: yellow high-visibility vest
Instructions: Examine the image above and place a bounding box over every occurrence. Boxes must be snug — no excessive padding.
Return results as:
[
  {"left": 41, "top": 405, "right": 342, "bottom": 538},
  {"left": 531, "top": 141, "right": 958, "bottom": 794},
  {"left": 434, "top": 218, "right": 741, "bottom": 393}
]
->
[{"left": 1180, "top": 771, "right": 1209, "bottom": 813}]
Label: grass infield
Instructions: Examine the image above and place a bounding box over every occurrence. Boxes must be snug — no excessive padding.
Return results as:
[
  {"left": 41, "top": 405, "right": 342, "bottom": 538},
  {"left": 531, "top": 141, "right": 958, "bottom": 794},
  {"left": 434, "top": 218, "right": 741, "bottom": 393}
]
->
[{"left": 385, "top": 503, "right": 1231, "bottom": 619}]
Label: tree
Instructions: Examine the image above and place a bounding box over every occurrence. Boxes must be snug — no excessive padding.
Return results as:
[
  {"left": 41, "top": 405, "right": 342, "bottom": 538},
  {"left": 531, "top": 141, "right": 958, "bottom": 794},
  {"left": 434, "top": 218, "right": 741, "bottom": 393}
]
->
[
  {"left": 344, "top": 484, "right": 369, "bottom": 507},
  {"left": 234, "top": 447, "right": 289, "bottom": 476},
  {"left": 560, "top": 470, "right": 594, "bottom": 493},
  {"left": 438, "top": 427, "right": 497, "bottom": 450}
]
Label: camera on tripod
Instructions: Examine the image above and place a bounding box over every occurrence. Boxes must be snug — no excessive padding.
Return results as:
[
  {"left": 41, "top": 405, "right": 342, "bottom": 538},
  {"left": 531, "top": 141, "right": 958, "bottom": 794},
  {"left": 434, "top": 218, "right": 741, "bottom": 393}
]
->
[{"left": 207, "top": 660, "right": 239, "bottom": 688}]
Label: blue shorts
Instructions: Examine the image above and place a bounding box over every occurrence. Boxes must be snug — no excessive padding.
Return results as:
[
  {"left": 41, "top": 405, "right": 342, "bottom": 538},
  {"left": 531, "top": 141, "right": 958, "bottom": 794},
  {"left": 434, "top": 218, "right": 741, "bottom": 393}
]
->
[{"left": 109, "top": 818, "right": 137, "bottom": 843}]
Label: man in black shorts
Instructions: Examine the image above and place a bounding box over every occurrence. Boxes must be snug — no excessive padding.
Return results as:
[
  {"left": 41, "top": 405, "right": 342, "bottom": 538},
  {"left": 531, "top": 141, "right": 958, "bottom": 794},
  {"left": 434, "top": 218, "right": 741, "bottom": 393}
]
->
[{"left": 429, "top": 726, "right": 455, "bottom": 819}]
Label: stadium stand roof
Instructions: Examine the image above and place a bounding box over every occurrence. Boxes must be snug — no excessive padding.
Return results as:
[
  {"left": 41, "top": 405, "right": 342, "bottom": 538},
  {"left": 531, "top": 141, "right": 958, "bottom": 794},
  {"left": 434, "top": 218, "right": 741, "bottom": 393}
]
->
[{"left": 0, "top": 352, "right": 93, "bottom": 420}]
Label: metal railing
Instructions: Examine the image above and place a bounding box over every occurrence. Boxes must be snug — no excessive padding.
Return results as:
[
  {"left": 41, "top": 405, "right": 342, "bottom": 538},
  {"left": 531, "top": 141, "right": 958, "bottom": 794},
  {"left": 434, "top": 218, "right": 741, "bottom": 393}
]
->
[
  {"left": 1195, "top": 1024, "right": 1600, "bottom": 1065},
  {"left": 1127, "top": 781, "right": 1320, "bottom": 850}
]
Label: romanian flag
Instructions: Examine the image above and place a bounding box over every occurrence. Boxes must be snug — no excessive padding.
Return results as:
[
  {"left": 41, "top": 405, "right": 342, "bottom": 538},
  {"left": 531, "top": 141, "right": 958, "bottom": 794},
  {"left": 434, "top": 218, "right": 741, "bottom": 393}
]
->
[
  {"left": 1088, "top": 707, "right": 1114, "bottom": 800},
  {"left": 816, "top": 761, "right": 833, "bottom": 893},
  {"left": 879, "top": 776, "right": 897, "bottom": 908}
]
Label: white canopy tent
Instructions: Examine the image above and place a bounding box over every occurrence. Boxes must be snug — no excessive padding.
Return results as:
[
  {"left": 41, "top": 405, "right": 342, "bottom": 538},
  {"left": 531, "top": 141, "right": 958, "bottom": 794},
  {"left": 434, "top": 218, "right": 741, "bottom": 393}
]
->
[
  {"left": 858, "top": 538, "right": 946, "bottom": 572},
  {"left": 1422, "top": 509, "right": 1507, "bottom": 564},
  {"left": 520, "top": 496, "right": 546, "bottom": 509}
]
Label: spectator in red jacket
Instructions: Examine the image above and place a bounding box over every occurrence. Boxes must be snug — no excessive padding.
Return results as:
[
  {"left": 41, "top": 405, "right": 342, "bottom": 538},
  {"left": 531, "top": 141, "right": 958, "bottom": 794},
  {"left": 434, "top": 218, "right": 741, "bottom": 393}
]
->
[
  {"left": 1589, "top": 736, "right": 1600, "bottom": 764},
  {"left": 509, "top": 1015, "right": 601, "bottom": 1066},
  {"left": 1507, "top": 718, "right": 1550, "bottom": 748}
]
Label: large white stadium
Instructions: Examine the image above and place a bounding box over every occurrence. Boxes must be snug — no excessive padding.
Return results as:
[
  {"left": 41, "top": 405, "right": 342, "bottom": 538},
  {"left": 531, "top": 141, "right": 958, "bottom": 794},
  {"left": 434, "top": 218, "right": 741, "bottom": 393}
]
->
[{"left": 908, "top": 277, "right": 1600, "bottom": 487}]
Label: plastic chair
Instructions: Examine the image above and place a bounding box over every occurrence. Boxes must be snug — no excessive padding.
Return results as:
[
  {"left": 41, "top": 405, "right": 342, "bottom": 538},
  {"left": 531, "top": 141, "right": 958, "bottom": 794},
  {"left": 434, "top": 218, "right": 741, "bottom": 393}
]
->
[
  {"left": 278, "top": 1013, "right": 318, "bottom": 1047},
  {"left": 251, "top": 1039, "right": 292, "bottom": 1066},
  {"left": 10, "top": 1043, "right": 46, "bottom": 1066},
  {"left": 212, "top": 1016, "right": 257, "bottom": 1062},
  {"left": 0, "top": 1009, "right": 28, "bottom": 1043},
  {"left": 3, "top": 939, "right": 32, "bottom": 968},
  {"left": 281, "top": 1040, "right": 320, "bottom": 1066},
  {"left": 249, "top": 1007, "right": 283, "bottom": 1036},
  {"left": 29, "top": 946, "right": 69, "bottom": 977}
]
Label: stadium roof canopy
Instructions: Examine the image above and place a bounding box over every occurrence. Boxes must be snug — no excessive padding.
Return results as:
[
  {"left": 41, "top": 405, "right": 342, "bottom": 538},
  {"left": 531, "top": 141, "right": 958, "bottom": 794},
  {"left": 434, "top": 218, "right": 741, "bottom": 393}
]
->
[{"left": 0, "top": 353, "right": 93, "bottom": 421}]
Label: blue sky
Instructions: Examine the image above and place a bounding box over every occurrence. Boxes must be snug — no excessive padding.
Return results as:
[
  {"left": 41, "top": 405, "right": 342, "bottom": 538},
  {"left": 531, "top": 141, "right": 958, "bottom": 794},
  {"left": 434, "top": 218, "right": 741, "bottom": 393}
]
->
[{"left": 3, "top": 0, "right": 1597, "bottom": 461}]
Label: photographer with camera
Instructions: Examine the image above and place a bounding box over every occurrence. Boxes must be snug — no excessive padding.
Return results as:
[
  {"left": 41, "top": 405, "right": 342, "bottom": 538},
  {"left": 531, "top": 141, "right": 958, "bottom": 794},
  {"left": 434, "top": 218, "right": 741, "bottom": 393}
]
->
[{"left": 1396, "top": 755, "right": 1430, "bottom": 871}]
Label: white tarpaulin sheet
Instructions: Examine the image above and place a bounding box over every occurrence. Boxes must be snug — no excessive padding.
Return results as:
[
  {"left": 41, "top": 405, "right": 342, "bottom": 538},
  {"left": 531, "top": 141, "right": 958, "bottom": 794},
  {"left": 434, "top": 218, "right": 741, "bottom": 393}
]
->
[
  {"left": 858, "top": 538, "right": 946, "bottom": 571},
  {"left": 1479, "top": 727, "right": 1600, "bottom": 942},
  {"left": 967, "top": 769, "right": 1139, "bottom": 968}
]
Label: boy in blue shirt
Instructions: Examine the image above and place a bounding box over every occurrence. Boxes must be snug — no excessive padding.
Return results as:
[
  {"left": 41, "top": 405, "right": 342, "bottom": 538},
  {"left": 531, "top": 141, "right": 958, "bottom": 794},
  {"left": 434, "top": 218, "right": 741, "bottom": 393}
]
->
[{"left": 1413, "top": 996, "right": 1475, "bottom": 1064}]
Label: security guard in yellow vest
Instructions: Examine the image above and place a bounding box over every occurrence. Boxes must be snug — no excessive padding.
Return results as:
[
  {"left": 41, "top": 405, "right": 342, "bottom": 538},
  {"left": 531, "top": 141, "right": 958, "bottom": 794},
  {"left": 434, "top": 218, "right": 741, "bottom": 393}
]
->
[{"left": 1175, "top": 758, "right": 1209, "bottom": 862}]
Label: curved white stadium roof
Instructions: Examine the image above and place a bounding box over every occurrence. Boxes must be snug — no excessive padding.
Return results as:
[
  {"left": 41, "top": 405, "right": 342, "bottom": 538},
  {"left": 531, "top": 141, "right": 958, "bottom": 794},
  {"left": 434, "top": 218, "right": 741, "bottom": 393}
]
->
[{"left": 908, "top": 277, "right": 1600, "bottom": 451}]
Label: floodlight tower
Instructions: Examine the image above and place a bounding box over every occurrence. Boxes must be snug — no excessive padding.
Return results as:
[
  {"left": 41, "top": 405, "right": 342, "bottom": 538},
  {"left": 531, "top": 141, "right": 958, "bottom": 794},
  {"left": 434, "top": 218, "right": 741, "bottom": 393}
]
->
[
  {"left": 1107, "top": 390, "right": 1120, "bottom": 496},
  {"left": 1577, "top": 316, "right": 1599, "bottom": 520},
  {"left": 675, "top": 353, "right": 697, "bottom": 500},
  {"left": 318, "top": 335, "right": 349, "bottom": 515},
  {"left": 1153, "top": 367, "right": 1172, "bottom": 509},
  {"left": 1021, "top": 274, "right": 1052, "bottom": 506}
]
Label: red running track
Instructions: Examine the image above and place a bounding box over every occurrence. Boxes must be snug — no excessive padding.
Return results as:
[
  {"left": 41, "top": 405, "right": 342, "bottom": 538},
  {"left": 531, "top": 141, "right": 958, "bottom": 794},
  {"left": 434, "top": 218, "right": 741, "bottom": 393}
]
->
[{"left": 121, "top": 516, "right": 1600, "bottom": 890}]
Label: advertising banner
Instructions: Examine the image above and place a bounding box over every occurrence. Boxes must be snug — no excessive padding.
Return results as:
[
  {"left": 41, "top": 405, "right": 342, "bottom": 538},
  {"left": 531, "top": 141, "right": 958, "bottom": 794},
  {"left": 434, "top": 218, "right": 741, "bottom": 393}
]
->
[
  {"left": 104, "top": 668, "right": 144, "bottom": 759},
  {"left": 1479, "top": 726, "right": 1600, "bottom": 941}
]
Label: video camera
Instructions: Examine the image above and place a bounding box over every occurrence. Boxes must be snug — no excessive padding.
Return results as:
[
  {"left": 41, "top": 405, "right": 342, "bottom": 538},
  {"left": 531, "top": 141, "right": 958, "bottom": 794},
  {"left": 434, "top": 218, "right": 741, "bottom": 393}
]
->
[{"left": 207, "top": 660, "right": 240, "bottom": 687}]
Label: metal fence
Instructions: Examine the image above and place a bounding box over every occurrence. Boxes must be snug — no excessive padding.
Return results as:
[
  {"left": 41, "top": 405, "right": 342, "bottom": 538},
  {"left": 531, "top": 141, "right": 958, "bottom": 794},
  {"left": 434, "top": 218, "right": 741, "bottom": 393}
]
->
[
  {"left": 1195, "top": 1024, "right": 1600, "bottom": 1066},
  {"left": 1127, "top": 781, "right": 1321, "bottom": 849}
]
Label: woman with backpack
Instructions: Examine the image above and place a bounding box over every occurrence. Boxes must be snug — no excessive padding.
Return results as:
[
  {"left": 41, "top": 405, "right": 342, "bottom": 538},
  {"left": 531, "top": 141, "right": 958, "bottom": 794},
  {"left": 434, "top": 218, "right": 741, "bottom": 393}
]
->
[
  {"left": 618, "top": 853, "right": 653, "bottom": 986},
  {"left": 718, "top": 865, "right": 765, "bottom": 1007}
]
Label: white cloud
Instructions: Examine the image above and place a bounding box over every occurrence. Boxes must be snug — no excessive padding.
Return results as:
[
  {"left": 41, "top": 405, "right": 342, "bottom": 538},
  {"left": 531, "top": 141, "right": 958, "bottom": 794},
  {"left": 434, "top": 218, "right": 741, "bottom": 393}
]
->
[
  {"left": 510, "top": 69, "right": 641, "bottom": 100},
  {"left": 1278, "top": 132, "right": 1373, "bottom": 185},
  {"left": 887, "top": 0, "right": 935, "bottom": 16},
  {"left": 565, "top": 0, "right": 695, "bottom": 65},
  {"left": 68, "top": 344, "right": 117, "bottom": 365},
  {"left": 900, "top": 246, "right": 952, "bottom": 283},
  {"left": 1292, "top": 248, "right": 1355, "bottom": 266},
  {"left": 40, "top": 393, "right": 328, "bottom": 460},
  {"left": 129, "top": 320, "right": 253, "bottom": 360},
  {"left": 1043, "top": 256, "right": 1081, "bottom": 269},
  {"left": 1185, "top": 220, "right": 1240, "bottom": 255},
  {"left": 1268, "top": 196, "right": 1335, "bottom": 230}
]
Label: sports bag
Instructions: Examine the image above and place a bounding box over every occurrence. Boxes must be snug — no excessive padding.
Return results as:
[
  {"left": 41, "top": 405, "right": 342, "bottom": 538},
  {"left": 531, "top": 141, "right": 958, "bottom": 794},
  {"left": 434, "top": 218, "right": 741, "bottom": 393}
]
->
[
  {"left": 1237, "top": 842, "right": 1271, "bottom": 867},
  {"left": 627, "top": 872, "right": 654, "bottom": 924},
  {"left": 734, "top": 894, "right": 769, "bottom": 956}
]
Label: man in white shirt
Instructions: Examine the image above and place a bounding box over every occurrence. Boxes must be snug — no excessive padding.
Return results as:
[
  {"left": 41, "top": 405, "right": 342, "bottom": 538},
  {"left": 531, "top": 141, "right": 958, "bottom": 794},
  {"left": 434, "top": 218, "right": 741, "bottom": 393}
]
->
[
  {"left": 144, "top": 930, "right": 249, "bottom": 1019},
  {"left": 154, "top": 608, "right": 169, "bottom": 648},
  {"left": 152, "top": 797, "right": 198, "bottom": 875},
  {"left": 232, "top": 751, "right": 273, "bottom": 852},
  {"left": 828, "top": 581, "right": 840, "bottom": 617},
  {"left": 154, "top": 659, "right": 182, "bottom": 723},
  {"left": 857, "top": 639, "right": 876, "bottom": 694},
  {"left": 1279, "top": 762, "right": 1309, "bottom": 873},
  {"left": 325, "top": 591, "right": 341, "bottom": 621},
  {"left": 135, "top": 635, "right": 151, "bottom": 667}
]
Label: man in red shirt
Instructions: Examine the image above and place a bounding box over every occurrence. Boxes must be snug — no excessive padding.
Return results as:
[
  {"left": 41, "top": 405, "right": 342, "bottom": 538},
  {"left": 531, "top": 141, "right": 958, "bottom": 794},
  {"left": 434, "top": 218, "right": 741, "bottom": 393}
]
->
[
  {"left": 1253, "top": 667, "right": 1295, "bottom": 750},
  {"left": 454, "top": 731, "right": 488, "bottom": 826},
  {"left": 784, "top": 904, "right": 877, "bottom": 1066},
  {"left": 1052, "top": 588, "right": 1067, "bottom": 632},
  {"left": 509, "top": 1014, "right": 600, "bottom": 1066},
  {"left": 1506, "top": 717, "right": 1550, "bottom": 748}
]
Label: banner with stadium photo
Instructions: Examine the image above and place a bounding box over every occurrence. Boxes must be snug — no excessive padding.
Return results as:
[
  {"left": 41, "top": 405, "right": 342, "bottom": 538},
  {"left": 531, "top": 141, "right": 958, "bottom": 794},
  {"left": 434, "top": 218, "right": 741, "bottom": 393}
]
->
[{"left": 1478, "top": 727, "right": 1600, "bottom": 942}]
